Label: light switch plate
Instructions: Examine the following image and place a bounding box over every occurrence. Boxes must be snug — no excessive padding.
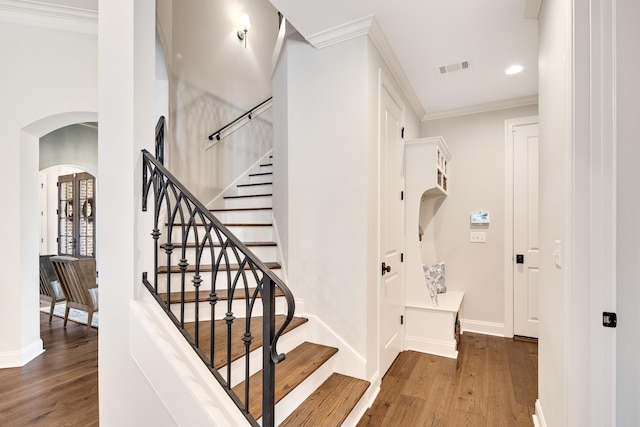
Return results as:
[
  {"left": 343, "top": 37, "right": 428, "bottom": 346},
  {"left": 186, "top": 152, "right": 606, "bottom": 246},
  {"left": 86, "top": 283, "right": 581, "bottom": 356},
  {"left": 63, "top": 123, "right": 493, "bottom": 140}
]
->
[
  {"left": 554, "top": 240, "right": 562, "bottom": 268},
  {"left": 470, "top": 231, "right": 486, "bottom": 243}
]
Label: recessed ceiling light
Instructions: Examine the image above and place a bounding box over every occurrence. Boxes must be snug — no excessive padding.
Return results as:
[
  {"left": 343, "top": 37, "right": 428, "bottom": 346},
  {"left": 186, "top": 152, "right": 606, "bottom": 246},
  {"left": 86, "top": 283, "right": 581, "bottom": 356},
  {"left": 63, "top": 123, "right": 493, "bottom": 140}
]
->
[{"left": 505, "top": 65, "right": 524, "bottom": 75}]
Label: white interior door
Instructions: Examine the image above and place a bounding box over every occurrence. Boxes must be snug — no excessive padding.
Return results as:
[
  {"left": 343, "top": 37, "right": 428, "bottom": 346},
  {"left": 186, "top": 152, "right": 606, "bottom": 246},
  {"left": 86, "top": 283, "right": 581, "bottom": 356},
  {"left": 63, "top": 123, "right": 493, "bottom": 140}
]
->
[
  {"left": 39, "top": 173, "right": 48, "bottom": 254},
  {"left": 513, "top": 123, "right": 539, "bottom": 338},
  {"left": 379, "top": 82, "right": 404, "bottom": 375}
]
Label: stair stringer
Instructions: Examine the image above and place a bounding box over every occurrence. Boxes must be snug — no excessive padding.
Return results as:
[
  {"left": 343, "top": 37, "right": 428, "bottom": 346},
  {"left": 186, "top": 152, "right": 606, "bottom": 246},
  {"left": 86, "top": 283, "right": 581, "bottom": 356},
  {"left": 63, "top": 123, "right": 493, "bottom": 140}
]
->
[
  {"left": 294, "top": 310, "right": 383, "bottom": 424},
  {"left": 206, "top": 150, "right": 274, "bottom": 208},
  {"left": 129, "top": 295, "right": 252, "bottom": 426}
]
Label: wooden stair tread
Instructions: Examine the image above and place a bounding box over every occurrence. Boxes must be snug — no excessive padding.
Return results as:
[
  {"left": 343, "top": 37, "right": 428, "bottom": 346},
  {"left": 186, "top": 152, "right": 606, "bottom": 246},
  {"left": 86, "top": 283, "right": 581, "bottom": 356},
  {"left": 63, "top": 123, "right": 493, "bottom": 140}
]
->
[
  {"left": 280, "top": 373, "right": 370, "bottom": 427},
  {"left": 224, "top": 193, "right": 272, "bottom": 199},
  {"left": 159, "top": 287, "right": 285, "bottom": 304},
  {"left": 259, "top": 163, "right": 273, "bottom": 167},
  {"left": 160, "top": 241, "right": 277, "bottom": 249},
  {"left": 157, "top": 261, "right": 281, "bottom": 274},
  {"left": 249, "top": 172, "right": 273, "bottom": 177},
  {"left": 184, "top": 316, "right": 308, "bottom": 370},
  {"left": 232, "top": 342, "right": 338, "bottom": 419},
  {"left": 236, "top": 182, "right": 272, "bottom": 188}
]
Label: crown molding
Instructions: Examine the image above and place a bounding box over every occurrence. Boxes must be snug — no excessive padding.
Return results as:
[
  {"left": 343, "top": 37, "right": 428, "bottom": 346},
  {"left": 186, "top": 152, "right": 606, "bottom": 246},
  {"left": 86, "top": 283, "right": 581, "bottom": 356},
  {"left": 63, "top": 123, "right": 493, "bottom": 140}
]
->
[
  {"left": 306, "top": 15, "right": 373, "bottom": 49},
  {"left": 0, "top": 0, "right": 97, "bottom": 34},
  {"left": 305, "top": 15, "right": 425, "bottom": 120},
  {"left": 422, "top": 95, "right": 538, "bottom": 121}
]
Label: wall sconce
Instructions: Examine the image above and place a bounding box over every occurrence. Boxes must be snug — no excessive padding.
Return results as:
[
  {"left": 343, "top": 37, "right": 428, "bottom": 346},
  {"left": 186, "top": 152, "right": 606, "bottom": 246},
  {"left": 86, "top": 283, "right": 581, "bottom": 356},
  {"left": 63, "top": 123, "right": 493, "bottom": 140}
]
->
[{"left": 237, "top": 13, "right": 251, "bottom": 48}]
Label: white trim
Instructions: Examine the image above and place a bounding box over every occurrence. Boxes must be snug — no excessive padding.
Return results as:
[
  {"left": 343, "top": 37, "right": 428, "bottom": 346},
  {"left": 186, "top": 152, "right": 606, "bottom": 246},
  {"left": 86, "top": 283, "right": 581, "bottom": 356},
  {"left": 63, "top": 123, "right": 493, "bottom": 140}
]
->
[
  {"left": 405, "top": 336, "right": 458, "bottom": 359},
  {"left": 305, "top": 15, "right": 425, "bottom": 120},
  {"left": 130, "top": 297, "right": 251, "bottom": 426},
  {"left": 0, "top": 0, "right": 97, "bottom": 34},
  {"left": 460, "top": 318, "right": 505, "bottom": 337},
  {"left": 306, "top": 15, "right": 373, "bottom": 49},
  {"left": 368, "top": 18, "right": 425, "bottom": 120},
  {"left": 504, "top": 116, "right": 539, "bottom": 339},
  {"left": 423, "top": 95, "right": 538, "bottom": 122},
  {"left": 532, "top": 399, "right": 548, "bottom": 427},
  {"left": 0, "top": 339, "right": 45, "bottom": 368}
]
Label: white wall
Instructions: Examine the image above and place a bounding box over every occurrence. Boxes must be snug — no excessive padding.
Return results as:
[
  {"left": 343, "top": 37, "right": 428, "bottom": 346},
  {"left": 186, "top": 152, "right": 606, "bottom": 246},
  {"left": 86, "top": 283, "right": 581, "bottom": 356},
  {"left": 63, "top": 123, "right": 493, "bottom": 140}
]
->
[
  {"left": 282, "top": 34, "right": 370, "bottom": 362},
  {"left": 97, "top": 1, "right": 175, "bottom": 424},
  {"left": 0, "top": 18, "right": 98, "bottom": 367},
  {"left": 273, "top": 28, "right": 420, "bottom": 383},
  {"left": 537, "top": 0, "right": 571, "bottom": 424},
  {"left": 420, "top": 105, "right": 537, "bottom": 332},
  {"left": 616, "top": 0, "right": 640, "bottom": 423}
]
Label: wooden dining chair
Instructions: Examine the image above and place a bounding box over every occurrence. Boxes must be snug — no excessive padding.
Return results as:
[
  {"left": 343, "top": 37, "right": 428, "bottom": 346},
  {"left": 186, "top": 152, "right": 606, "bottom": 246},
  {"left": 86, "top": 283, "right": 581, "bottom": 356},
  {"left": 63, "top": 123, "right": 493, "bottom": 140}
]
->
[
  {"left": 50, "top": 256, "right": 99, "bottom": 333},
  {"left": 39, "top": 255, "right": 66, "bottom": 322}
]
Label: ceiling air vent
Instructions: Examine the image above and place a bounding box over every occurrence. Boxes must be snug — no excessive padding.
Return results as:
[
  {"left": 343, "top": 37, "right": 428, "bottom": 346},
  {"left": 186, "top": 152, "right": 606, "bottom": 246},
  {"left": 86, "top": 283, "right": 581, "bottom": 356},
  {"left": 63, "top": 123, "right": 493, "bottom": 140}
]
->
[{"left": 439, "top": 60, "right": 471, "bottom": 74}]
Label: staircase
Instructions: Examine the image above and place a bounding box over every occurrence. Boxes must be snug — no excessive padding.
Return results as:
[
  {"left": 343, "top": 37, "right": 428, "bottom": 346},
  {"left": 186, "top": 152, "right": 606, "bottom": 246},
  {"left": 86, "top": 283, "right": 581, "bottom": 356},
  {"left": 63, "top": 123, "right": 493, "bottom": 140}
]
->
[{"left": 143, "top": 147, "right": 371, "bottom": 426}]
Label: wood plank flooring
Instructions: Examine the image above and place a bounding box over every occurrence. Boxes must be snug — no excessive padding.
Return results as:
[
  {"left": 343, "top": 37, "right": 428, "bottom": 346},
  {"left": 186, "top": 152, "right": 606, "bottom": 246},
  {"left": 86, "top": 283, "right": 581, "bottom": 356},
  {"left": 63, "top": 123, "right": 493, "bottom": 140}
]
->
[
  {"left": 0, "top": 312, "right": 98, "bottom": 427},
  {"left": 357, "top": 332, "right": 538, "bottom": 427},
  {"left": 0, "top": 316, "right": 537, "bottom": 427}
]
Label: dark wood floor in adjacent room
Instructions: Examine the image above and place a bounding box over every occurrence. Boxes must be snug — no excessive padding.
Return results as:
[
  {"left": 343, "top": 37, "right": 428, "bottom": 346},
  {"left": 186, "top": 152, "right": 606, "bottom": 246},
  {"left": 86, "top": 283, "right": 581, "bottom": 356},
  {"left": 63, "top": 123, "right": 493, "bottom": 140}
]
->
[
  {"left": 0, "top": 312, "right": 98, "bottom": 427},
  {"left": 358, "top": 332, "right": 538, "bottom": 427}
]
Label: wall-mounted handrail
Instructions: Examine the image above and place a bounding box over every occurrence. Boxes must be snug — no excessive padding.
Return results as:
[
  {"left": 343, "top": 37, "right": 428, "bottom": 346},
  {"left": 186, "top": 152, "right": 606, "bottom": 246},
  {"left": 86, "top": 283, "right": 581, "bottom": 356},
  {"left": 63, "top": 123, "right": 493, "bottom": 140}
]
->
[
  {"left": 141, "top": 123, "right": 293, "bottom": 426},
  {"left": 207, "top": 97, "right": 272, "bottom": 145}
]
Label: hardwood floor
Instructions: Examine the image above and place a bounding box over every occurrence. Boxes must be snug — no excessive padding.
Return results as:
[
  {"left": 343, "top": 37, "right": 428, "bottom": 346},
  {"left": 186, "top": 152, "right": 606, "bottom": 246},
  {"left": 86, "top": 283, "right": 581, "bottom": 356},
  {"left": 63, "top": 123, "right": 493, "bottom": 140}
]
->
[
  {"left": 358, "top": 332, "right": 538, "bottom": 427},
  {"left": 0, "top": 312, "right": 98, "bottom": 427},
  {"left": 0, "top": 316, "right": 536, "bottom": 427}
]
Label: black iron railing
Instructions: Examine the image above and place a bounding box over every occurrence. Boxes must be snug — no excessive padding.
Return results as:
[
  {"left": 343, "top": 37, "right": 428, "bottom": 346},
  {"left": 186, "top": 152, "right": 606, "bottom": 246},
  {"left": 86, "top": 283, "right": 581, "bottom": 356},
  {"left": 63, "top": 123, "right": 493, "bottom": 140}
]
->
[
  {"left": 155, "top": 115, "right": 165, "bottom": 164},
  {"left": 141, "top": 119, "right": 293, "bottom": 426},
  {"left": 207, "top": 97, "right": 272, "bottom": 143}
]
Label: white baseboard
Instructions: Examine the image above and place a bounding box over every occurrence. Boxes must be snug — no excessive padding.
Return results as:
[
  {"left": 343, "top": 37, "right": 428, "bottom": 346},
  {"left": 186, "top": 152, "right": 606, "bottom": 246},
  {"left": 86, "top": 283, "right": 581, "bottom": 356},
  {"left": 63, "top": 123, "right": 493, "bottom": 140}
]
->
[
  {"left": 300, "top": 312, "right": 367, "bottom": 379},
  {"left": 532, "top": 399, "right": 547, "bottom": 427},
  {"left": 0, "top": 339, "right": 44, "bottom": 368},
  {"left": 405, "top": 336, "right": 458, "bottom": 359},
  {"left": 460, "top": 318, "right": 505, "bottom": 337}
]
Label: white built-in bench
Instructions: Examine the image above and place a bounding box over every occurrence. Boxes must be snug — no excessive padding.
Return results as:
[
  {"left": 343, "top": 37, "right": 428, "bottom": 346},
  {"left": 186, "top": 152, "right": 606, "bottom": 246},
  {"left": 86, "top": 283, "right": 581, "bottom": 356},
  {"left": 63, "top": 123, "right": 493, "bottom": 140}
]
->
[{"left": 405, "top": 291, "right": 464, "bottom": 359}]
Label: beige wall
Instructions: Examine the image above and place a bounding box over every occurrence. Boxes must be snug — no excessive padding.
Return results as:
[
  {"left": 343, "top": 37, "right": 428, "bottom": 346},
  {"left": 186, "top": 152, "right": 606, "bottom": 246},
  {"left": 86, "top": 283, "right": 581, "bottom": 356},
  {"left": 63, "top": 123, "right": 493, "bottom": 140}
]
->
[{"left": 420, "top": 104, "right": 537, "bottom": 331}]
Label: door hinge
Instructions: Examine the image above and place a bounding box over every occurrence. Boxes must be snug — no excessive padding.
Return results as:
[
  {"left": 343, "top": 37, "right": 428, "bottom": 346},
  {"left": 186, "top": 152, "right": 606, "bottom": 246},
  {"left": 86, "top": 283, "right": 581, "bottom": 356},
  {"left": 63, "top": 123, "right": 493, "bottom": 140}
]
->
[
  {"left": 603, "top": 312, "right": 617, "bottom": 328},
  {"left": 400, "top": 315, "right": 404, "bottom": 325},
  {"left": 401, "top": 191, "right": 404, "bottom": 201},
  {"left": 401, "top": 127, "right": 405, "bottom": 139},
  {"left": 401, "top": 253, "right": 404, "bottom": 262}
]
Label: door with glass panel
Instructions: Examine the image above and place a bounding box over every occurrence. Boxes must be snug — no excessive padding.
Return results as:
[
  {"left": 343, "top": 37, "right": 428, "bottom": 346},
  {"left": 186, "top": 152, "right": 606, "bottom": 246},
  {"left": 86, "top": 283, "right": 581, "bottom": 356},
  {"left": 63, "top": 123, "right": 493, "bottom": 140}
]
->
[{"left": 58, "top": 172, "right": 95, "bottom": 258}]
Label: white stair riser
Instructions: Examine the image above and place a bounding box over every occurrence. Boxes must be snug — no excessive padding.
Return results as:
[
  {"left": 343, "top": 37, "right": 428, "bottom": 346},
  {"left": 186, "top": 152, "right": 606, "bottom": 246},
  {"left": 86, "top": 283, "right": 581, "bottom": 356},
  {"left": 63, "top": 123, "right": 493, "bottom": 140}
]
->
[
  {"left": 162, "top": 224, "right": 273, "bottom": 243},
  {"left": 210, "top": 209, "right": 272, "bottom": 223},
  {"left": 233, "top": 183, "right": 273, "bottom": 196},
  {"left": 223, "top": 225, "right": 273, "bottom": 241},
  {"left": 167, "top": 297, "right": 289, "bottom": 323},
  {"left": 157, "top": 245, "right": 277, "bottom": 266},
  {"left": 223, "top": 196, "right": 273, "bottom": 209},
  {"left": 154, "top": 268, "right": 283, "bottom": 293},
  {"left": 224, "top": 320, "right": 307, "bottom": 389},
  {"left": 248, "top": 174, "right": 273, "bottom": 185},
  {"left": 271, "top": 353, "right": 338, "bottom": 427},
  {"left": 258, "top": 164, "right": 273, "bottom": 173}
]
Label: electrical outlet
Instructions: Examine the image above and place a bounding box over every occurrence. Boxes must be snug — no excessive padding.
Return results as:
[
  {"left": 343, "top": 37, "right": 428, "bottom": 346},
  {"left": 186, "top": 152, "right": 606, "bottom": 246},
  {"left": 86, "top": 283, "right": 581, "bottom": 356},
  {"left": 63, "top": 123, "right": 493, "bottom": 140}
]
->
[{"left": 470, "top": 231, "right": 486, "bottom": 243}]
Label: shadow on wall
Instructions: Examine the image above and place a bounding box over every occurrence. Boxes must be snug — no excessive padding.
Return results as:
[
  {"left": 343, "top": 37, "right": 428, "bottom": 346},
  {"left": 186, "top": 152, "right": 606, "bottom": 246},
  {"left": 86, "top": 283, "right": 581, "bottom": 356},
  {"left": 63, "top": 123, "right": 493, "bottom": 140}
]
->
[{"left": 171, "top": 79, "right": 273, "bottom": 204}]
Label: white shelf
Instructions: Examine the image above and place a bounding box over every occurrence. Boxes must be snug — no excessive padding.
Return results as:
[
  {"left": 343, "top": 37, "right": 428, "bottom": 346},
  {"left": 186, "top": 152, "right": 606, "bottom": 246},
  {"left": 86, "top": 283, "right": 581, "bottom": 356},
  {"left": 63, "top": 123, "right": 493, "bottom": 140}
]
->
[{"left": 406, "top": 291, "right": 464, "bottom": 313}]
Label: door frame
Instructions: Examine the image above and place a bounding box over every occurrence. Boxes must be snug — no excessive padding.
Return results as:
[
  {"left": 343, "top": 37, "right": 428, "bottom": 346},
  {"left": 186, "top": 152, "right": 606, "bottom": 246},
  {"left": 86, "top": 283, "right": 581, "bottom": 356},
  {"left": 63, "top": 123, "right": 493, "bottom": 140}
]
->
[
  {"left": 377, "top": 69, "right": 406, "bottom": 377},
  {"left": 504, "top": 115, "right": 539, "bottom": 338}
]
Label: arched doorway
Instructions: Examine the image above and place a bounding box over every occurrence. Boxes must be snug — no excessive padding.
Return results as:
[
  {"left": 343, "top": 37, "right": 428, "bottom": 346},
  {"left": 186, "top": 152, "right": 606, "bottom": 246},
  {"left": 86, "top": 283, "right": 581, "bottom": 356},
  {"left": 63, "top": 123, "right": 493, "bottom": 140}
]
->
[{"left": 12, "top": 111, "right": 98, "bottom": 367}]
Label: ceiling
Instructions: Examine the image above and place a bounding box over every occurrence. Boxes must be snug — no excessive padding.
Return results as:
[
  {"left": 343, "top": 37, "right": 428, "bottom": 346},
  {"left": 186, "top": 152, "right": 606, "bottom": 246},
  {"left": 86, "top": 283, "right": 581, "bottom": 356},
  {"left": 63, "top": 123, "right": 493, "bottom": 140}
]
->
[
  {"left": 270, "top": 0, "right": 539, "bottom": 119},
  {"left": 27, "top": 0, "right": 539, "bottom": 120}
]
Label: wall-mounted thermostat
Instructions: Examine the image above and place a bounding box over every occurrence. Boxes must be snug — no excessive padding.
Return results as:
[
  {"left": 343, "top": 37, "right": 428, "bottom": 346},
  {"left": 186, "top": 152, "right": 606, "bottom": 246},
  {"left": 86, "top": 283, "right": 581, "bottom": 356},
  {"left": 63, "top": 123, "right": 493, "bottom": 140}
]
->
[{"left": 470, "top": 211, "right": 490, "bottom": 224}]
